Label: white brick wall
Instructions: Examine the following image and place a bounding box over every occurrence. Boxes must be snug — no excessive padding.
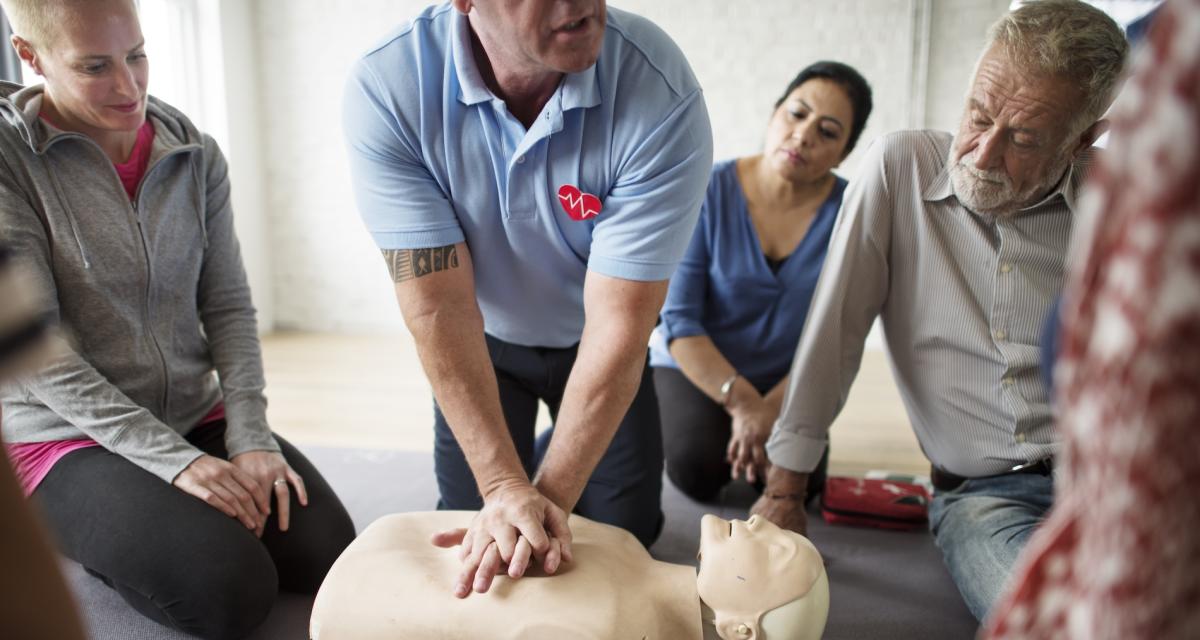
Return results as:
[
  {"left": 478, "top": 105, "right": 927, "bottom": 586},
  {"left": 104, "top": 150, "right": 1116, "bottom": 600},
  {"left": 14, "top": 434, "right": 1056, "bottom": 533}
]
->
[{"left": 250, "top": 0, "right": 1010, "bottom": 332}]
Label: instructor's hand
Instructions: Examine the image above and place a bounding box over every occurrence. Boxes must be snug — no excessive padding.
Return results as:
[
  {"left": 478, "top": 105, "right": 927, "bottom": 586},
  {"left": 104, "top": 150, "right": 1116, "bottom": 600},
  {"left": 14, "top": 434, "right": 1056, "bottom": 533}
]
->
[
  {"left": 232, "top": 450, "right": 308, "bottom": 533},
  {"left": 173, "top": 454, "right": 268, "bottom": 536},
  {"left": 431, "top": 480, "right": 573, "bottom": 598}
]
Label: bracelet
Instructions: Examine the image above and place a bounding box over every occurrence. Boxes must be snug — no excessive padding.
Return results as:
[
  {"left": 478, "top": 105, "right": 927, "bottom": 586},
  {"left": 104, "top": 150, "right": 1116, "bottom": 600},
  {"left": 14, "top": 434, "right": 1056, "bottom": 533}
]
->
[
  {"left": 718, "top": 373, "right": 739, "bottom": 407},
  {"left": 763, "top": 492, "right": 806, "bottom": 501}
]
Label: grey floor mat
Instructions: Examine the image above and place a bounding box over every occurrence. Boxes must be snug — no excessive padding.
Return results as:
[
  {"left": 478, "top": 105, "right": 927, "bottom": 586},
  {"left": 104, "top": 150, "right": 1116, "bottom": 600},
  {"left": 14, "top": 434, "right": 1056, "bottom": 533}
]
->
[{"left": 68, "top": 447, "right": 978, "bottom": 639}]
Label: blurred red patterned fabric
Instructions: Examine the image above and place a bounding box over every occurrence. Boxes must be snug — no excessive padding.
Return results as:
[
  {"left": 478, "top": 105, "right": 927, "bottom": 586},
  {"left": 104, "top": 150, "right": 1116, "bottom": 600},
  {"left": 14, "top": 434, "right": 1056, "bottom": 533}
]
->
[{"left": 985, "top": 1, "right": 1200, "bottom": 638}]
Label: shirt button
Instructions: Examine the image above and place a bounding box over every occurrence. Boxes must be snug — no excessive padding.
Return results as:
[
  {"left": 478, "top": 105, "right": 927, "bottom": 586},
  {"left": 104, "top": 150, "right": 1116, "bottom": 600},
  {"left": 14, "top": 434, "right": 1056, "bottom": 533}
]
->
[
  {"left": 1002, "top": 376, "right": 1015, "bottom": 386},
  {"left": 516, "top": 155, "right": 526, "bottom": 164},
  {"left": 1015, "top": 433, "right": 1027, "bottom": 444},
  {"left": 994, "top": 329, "right": 1007, "bottom": 341},
  {"left": 1000, "top": 263, "right": 1013, "bottom": 273}
]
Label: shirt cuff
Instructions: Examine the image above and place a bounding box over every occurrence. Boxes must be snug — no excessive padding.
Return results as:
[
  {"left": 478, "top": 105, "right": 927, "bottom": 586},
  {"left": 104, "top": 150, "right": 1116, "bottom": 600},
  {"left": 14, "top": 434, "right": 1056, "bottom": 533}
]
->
[
  {"left": 369, "top": 226, "right": 465, "bottom": 250},
  {"left": 765, "top": 425, "right": 828, "bottom": 474},
  {"left": 587, "top": 254, "right": 679, "bottom": 282},
  {"left": 660, "top": 315, "right": 706, "bottom": 344}
]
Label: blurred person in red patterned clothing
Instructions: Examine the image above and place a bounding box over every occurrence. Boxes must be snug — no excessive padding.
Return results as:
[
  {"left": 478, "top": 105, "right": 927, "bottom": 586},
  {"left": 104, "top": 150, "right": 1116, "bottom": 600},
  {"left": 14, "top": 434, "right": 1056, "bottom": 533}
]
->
[{"left": 985, "top": 0, "right": 1200, "bottom": 637}]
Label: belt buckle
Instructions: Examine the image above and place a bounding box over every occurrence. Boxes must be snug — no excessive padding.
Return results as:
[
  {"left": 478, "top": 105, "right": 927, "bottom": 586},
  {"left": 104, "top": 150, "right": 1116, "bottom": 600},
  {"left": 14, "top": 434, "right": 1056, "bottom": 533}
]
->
[{"left": 1009, "top": 457, "right": 1050, "bottom": 474}]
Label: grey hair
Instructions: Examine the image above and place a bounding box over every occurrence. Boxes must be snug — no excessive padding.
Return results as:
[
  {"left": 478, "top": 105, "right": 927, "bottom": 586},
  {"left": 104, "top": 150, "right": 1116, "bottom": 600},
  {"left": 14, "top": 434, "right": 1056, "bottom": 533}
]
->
[{"left": 986, "top": 0, "right": 1129, "bottom": 135}]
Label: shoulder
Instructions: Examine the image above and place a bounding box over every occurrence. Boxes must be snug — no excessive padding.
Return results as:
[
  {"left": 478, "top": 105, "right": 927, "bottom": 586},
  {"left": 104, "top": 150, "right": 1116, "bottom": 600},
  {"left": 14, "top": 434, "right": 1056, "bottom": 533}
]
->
[
  {"left": 852, "top": 130, "right": 953, "bottom": 194},
  {"left": 702, "top": 159, "right": 742, "bottom": 210},
  {"left": 868, "top": 130, "right": 952, "bottom": 168},
  {"left": 602, "top": 8, "right": 699, "bottom": 100},
  {"left": 350, "top": 4, "right": 454, "bottom": 91}
]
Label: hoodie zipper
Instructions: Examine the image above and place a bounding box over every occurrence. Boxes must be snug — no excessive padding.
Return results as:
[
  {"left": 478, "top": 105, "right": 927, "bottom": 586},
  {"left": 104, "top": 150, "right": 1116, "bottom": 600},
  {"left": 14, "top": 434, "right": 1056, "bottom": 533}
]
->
[
  {"left": 126, "top": 145, "right": 201, "bottom": 420},
  {"left": 21, "top": 117, "right": 202, "bottom": 422}
]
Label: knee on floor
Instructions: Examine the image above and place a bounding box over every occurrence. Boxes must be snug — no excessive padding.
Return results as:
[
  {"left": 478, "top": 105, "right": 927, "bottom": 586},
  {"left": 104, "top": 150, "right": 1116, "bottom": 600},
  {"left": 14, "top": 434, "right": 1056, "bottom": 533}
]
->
[
  {"left": 666, "top": 458, "right": 729, "bottom": 503},
  {"left": 171, "top": 546, "right": 279, "bottom": 639}
]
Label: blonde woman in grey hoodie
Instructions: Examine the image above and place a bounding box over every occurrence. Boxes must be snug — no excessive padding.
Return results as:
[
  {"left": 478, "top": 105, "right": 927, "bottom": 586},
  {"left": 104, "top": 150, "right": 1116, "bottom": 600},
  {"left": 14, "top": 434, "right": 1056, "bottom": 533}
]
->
[{"left": 0, "top": 1, "right": 355, "bottom": 637}]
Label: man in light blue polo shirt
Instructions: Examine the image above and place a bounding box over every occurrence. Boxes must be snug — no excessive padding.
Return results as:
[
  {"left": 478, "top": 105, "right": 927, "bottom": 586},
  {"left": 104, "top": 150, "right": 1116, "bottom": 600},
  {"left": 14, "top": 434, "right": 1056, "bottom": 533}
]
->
[{"left": 343, "top": 0, "right": 712, "bottom": 597}]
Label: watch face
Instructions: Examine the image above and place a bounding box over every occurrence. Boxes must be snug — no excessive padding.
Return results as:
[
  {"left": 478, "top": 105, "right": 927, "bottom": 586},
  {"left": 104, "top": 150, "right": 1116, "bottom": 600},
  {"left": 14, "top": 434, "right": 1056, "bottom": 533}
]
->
[{"left": 720, "top": 374, "right": 738, "bottom": 404}]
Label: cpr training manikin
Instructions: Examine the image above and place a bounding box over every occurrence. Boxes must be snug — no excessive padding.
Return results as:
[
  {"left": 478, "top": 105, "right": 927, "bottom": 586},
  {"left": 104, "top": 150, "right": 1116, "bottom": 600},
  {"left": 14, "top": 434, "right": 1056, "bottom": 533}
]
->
[{"left": 310, "top": 511, "right": 829, "bottom": 639}]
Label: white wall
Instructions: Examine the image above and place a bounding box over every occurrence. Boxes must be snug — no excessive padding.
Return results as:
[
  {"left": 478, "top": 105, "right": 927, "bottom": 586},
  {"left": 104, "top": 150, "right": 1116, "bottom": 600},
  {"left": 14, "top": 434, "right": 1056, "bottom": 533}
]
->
[
  {"left": 212, "top": 0, "right": 276, "bottom": 331},
  {"left": 249, "top": 0, "right": 1011, "bottom": 332}
]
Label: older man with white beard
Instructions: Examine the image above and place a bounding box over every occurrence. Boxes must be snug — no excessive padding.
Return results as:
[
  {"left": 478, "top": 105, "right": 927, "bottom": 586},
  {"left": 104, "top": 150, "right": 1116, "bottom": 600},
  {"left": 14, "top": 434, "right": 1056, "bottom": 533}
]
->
[{"left": 749, "top": 0, "right": 1128, "bottom": 623}]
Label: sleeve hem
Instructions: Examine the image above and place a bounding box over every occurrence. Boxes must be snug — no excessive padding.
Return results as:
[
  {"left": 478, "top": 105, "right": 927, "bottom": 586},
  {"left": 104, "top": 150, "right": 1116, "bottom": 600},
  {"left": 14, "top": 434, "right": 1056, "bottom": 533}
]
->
[
  {"left": 765, "top": 427, "right": 828, "bottom": 474},
  {"left": 588, "top": 255, "right": 678, "bottom": 282},
  {"left": 371, "top": 227, "right": 466, "bottom": 250}
]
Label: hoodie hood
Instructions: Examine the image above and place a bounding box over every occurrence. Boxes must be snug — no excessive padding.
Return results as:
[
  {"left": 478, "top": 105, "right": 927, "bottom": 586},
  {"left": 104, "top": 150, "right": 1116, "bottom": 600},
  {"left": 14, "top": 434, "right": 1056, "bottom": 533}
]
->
[{"left": 0, "top": 80, "right": 203, "bottom": 155}]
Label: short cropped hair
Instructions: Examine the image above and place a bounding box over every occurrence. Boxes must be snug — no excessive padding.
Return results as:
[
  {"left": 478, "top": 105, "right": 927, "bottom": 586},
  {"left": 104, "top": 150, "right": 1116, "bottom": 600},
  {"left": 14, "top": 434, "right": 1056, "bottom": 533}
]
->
[
  {"left": 0, "top": 0, "right": 64, "bottom": 48},
  {"left": 986, "top": 0, "right": 1129, "bottom": 133},
  {"left": 1, "top": 0, "right": 135, "bottom": 49},
  {"left": 774, "top": 61, "right": 874, "bottom": 158}
]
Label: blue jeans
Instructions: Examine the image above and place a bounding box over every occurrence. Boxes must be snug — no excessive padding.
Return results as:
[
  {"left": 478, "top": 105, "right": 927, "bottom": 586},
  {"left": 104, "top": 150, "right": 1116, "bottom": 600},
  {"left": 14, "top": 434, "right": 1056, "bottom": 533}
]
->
[
  {"left": 929, "top": 471, "right": 1055, "bottom": 621},
  {"left": 433, "top": 334, "right": 664, "bottom": 547}
]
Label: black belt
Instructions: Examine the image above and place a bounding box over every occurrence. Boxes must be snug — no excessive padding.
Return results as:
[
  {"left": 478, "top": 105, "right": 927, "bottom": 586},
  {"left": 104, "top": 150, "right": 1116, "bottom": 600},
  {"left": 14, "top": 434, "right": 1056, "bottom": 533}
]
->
[{"left": 930, "top": 457, "right": 1054, "bottom": 493}]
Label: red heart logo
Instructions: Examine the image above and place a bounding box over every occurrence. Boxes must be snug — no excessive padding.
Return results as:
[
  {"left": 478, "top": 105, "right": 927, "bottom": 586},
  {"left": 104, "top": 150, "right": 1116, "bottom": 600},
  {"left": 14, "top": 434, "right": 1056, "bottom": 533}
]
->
[{"left": 558, "top": 184, "right": 603, "bottom": 221}]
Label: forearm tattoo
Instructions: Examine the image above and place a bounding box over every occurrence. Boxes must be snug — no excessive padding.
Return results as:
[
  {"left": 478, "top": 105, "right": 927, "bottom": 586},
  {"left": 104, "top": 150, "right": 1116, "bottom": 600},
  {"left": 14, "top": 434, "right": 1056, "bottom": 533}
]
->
[{"left": 381, "top": 246, "right": 460, "bottom": 282}]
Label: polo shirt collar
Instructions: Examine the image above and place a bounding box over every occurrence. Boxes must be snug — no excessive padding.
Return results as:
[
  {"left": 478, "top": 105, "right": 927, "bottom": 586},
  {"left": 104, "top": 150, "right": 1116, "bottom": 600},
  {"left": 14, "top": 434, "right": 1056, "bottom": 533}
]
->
[
  {"left": 452, "top": 10, "right": 602, "bottom": 112},
  {"left": 452, "top": 11, "right": 494, "bottom": 106},
  {"left": 558, "top": 64, "right": 601, "bottom": 112}
]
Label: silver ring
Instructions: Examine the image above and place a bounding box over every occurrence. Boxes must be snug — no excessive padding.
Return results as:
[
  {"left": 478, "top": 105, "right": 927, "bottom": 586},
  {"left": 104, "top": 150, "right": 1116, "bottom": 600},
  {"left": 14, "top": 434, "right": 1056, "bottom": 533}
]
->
[{"left": 273, "top": 478, "right": 287, "bottom": 487}]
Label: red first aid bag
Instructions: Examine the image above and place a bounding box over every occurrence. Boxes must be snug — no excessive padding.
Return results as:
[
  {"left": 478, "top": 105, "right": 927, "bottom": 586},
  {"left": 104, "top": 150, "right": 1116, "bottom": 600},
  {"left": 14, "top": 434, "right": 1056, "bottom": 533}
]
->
[{"left": 820, "top": 477, "right": 930, "bottom": 531}]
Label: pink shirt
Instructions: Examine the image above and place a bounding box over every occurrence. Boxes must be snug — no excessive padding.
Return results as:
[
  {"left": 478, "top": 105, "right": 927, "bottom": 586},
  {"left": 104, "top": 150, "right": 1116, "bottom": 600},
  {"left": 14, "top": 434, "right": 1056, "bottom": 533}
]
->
[
  {"left": 114, "top": 119, "right": 155, "bottom": 200},
  {"left": 3, "top": 404, "right": 225, "bottom": 496}
]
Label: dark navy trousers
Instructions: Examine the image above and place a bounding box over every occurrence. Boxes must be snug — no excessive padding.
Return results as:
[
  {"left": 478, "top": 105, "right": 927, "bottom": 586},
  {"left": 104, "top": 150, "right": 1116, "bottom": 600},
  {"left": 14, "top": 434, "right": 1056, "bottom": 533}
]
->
[{"left": 433, "top": 334, "right": 664, "bottom": 547}]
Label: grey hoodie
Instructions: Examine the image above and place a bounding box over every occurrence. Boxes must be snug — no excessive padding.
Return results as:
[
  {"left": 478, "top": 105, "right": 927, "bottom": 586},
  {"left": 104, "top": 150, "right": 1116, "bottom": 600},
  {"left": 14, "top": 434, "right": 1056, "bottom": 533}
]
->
[{"left": 0, "top": 82, "right": 279, "bottom": 482}]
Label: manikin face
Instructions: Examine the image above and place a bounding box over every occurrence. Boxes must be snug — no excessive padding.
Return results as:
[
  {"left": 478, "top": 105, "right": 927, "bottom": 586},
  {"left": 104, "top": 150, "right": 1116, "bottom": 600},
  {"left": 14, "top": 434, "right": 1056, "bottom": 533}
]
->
[
  {"left": 457, "top": 0, "right": 607, "bottom": 75},
  {"left": 697, "top": 515, "right": 827, "bottom": 640},
  {"left": 17, "top": 0, "right": 148, "bottom": 138},
  {"left": 948, "top": 45, "right": 1087, "bottom": 217},
  {"left": 763, "top": 79, "right": 855, "bottom": 184}
]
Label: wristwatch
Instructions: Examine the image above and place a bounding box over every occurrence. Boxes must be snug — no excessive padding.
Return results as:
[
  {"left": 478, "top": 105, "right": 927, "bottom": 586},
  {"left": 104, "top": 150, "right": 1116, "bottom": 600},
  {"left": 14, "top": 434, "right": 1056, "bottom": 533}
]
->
[{"left": 718, "top": 373, "right": 739, "bottom": 407}]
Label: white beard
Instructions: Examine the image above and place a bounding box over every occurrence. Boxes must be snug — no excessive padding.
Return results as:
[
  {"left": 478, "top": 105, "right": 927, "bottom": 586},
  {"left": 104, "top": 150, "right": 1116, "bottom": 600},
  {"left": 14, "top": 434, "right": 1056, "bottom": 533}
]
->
[{"left": 947, "top": 144, "right": 1071, "bottom": 218}]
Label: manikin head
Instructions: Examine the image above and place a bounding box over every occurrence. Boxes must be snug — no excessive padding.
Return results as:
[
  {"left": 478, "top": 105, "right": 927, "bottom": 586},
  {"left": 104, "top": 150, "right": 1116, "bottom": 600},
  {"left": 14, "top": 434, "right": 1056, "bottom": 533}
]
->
[
  {"left": 947, "top": 0, "right": 1127, "bottom": 218},
  {"left": 697, "top": 515, "right": 829, "bottom": 640}
]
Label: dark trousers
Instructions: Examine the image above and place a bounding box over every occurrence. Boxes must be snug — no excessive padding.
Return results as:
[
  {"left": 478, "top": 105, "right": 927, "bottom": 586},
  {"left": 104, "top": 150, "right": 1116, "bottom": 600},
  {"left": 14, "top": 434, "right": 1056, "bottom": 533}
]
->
[
  {"left": 33, "top": 421, "right": 356, "bottom": 640},
  {"left": 653, "top": 366, "right": 828, "bottom": 502},
  {"left": 434, "top": 334, "right": 664, "bottom": 546}
]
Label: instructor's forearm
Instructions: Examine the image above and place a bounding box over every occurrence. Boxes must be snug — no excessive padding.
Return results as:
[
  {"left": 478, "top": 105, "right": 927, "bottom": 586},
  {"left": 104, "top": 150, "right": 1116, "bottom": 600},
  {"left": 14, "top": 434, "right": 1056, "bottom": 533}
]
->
[
  {"left": 389, "top": 246, "right": 526, "bottom": 497},
  {"left": 534, "top": 275, "right": 667, "bottom": 511},
  {"left": 534, "top": 328, "right": 648, "bottom": 510}
]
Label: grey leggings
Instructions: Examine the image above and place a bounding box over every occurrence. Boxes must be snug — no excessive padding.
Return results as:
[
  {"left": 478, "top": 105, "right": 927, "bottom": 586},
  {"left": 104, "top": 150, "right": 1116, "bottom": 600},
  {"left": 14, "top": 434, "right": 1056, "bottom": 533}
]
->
[{"left": 33, "top": 421, "right": 356, "bottom": 640}]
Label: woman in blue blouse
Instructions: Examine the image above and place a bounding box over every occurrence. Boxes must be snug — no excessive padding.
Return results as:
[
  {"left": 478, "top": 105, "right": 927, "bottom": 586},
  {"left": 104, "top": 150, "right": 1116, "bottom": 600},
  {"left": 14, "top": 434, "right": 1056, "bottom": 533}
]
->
[{"left": 650, "top": 61, "right": 873, "bottom": 501}]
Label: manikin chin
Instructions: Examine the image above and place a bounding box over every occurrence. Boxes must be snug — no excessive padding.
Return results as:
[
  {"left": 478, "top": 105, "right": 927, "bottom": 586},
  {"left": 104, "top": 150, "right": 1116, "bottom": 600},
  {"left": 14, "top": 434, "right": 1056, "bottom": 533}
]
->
[{"left": 311, "top": 511, "right": 828, "bottom": 640}]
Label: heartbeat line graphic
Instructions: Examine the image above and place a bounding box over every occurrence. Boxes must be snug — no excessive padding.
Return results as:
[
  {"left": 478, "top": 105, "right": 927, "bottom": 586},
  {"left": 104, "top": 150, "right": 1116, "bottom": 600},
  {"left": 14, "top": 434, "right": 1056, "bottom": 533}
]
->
[{"left": 559, "top": 192, "right": 600, "bottom": 218}]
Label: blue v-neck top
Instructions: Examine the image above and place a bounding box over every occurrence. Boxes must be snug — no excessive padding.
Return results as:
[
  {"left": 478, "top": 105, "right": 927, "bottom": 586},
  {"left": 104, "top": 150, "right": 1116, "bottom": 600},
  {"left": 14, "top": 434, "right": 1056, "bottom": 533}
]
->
[{"left": 650, "top": 159, "right": 846, "bottom": 391}]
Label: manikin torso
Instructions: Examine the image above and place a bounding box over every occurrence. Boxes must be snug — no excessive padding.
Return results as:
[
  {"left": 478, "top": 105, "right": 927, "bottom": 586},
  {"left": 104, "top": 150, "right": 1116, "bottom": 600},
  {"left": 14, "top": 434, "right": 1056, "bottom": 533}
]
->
[{"left": 311, "top": 512, "right": 828, "bottom": 640}]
